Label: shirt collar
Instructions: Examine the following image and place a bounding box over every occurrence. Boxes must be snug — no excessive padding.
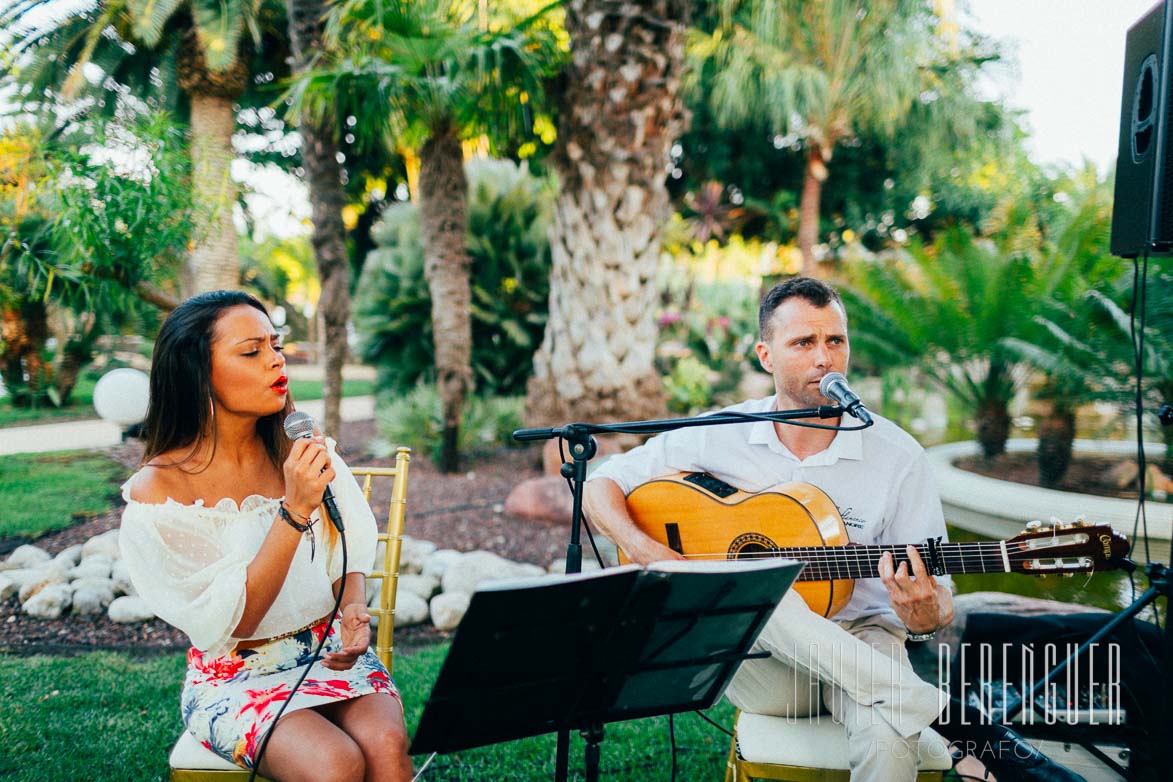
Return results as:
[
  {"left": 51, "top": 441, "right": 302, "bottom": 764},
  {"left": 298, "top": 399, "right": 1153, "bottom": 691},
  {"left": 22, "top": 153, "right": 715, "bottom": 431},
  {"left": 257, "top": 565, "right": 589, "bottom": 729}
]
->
[{"left": 747, "top": 395, "right": 864, "bottom": 465}]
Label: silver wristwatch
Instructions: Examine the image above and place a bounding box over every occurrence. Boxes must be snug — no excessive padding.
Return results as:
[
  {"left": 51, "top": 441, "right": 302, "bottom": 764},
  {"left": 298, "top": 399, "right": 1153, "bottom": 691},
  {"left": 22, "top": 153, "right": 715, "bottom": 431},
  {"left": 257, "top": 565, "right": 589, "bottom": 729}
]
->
[{"left": 905, "top": 628, "right": 937, "bottom": 642}]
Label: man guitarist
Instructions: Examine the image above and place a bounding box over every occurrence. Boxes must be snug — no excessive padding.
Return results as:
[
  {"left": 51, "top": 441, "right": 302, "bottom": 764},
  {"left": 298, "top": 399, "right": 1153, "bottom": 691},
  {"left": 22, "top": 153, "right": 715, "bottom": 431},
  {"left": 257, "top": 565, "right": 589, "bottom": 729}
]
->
[{"left": 584, "top": 277, "right": 1082, "bottom": 782}]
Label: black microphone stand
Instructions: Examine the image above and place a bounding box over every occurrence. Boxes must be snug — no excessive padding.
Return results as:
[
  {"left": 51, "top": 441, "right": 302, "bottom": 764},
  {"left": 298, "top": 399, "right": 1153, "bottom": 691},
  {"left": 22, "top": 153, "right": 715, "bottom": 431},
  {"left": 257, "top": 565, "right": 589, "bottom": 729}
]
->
[{"left": 513, "top": 403, "right": 863, "bottom": 782}]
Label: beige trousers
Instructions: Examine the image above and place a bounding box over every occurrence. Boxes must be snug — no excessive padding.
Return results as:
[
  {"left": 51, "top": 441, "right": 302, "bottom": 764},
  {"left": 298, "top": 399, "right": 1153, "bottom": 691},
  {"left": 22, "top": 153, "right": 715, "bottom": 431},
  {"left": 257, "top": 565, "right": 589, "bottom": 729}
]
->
[{"left": 724, "top": 589, "right": 946, "bottom": 782}]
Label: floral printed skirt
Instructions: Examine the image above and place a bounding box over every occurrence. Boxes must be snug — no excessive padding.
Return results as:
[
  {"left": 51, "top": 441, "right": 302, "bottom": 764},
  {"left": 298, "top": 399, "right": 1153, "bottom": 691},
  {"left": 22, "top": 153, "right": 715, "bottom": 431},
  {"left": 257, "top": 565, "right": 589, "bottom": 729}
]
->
[{"left": 181, "top": 617, "right": 400, "bottom": 770}]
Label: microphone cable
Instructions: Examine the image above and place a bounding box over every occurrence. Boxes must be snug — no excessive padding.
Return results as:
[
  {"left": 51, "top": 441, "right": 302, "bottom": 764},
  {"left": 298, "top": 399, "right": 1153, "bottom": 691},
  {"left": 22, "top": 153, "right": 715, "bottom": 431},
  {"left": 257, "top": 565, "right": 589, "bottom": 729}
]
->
[{"left": 248, "top": 519, "right": 348, "bottom": 782}]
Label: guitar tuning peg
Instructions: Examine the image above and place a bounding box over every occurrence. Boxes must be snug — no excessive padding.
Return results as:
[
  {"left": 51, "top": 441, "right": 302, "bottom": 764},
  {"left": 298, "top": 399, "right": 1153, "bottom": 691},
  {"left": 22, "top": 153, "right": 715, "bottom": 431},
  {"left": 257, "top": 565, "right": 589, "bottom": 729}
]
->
[
  {"left": 1048, "top": 516, "right": 1063, "bottom": 528},
  {"left": 1026, "top": 520, "right": 1042, "bottom": 531},
  {"left": 1062, "top": 573, "right": 1075, "bottom": 578},
  {"left": 1074, "top": 515, "right": 1090, "bottom": 527}
]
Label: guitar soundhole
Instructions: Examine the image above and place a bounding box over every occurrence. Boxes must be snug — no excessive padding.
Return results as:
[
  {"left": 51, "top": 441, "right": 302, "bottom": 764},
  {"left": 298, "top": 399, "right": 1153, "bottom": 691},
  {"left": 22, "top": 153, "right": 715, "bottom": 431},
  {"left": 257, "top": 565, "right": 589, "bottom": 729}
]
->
[{"left": 729, "top": 533, "right": 779, "bottom": 560}]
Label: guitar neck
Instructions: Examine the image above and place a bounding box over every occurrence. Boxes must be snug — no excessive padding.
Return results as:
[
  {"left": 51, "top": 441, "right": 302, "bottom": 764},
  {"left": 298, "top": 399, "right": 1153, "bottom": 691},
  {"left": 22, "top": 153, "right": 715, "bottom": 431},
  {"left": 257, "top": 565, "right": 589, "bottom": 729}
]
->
[{"left": 779, "top": 542, "right": 1009, "bottom": 580}]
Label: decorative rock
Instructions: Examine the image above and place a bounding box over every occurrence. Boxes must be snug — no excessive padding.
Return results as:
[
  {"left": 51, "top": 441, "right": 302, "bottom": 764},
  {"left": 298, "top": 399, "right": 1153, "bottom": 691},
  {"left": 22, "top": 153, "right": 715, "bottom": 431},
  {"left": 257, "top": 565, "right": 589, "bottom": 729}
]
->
[
  {"left": 3, "top": 544, "right": 51, "bottom": 571},
  {"left": 440, "top": 550, "right": 524, "bottom": 595},
  {"left": 81, "top": 529, "right": 120, "bottom": 561},
  {"left": 111, "top": 559, "right": 135, "bottom": 596},
  {"left": 0, "top": 573, "right": 19, "bottom": 601},
  {"left": 400, "top": 537, "right": 438, "bottom": 575},
  {"left": 396, "top": 574, "right": 440, "bottom": 601},
  {"left": 430, "top": 592, "right": 471, "bottom": 631},
  {"left": 504, "top": 476, "right": 574, "bottom": 523},
  {"left": 23, "top": 584, "right": 72, "bottom": 619},
  {"left": 18, "top": 565, "right": 69, "bottom": 603},
  {"left": 52, "top": 544, "right": 84, "bottom": 570},
  {"left": 71, "top": 577, "right": 117, "bottom": 614},
  {"left": 70, "top": 556, "right": 113, "bottom": 581},
  {"left": 109, "top": 595, "right": 156, "bottom": 623},
  {"left": 421, "top": 549, "right": 464, "bottom": 580},
  {"left": 393, "top": 590, "right": 429, "bottom": 627}
]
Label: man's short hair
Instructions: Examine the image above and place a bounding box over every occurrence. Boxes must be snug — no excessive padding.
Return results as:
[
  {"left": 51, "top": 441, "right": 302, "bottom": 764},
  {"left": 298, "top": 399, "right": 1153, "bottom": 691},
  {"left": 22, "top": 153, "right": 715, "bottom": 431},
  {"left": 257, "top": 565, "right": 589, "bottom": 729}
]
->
[{"left": 758, "top": 276, "right": 845, "bottom": 341}]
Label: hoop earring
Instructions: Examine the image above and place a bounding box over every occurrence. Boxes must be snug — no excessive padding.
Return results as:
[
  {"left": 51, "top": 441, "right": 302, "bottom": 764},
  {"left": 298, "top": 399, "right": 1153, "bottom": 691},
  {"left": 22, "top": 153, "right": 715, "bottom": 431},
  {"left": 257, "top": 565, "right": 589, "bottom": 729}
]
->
[{"left": 208, "top": 398, "right": 216, "bottom": 425}]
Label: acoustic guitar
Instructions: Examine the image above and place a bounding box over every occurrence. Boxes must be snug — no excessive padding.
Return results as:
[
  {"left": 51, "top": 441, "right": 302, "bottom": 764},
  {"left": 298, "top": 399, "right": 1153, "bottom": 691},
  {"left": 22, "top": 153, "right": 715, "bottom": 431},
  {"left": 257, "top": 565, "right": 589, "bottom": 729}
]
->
[{"left": 620, "top": 472, "right": 1132, "bottom": 618}]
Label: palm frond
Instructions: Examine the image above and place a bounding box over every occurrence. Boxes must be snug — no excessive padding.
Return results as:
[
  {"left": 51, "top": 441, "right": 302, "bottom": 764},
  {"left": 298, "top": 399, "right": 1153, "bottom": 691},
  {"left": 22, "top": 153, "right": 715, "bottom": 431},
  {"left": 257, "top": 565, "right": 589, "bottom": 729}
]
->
[{"left": 128, "top": 0, "right": 184, "bottom": 47}]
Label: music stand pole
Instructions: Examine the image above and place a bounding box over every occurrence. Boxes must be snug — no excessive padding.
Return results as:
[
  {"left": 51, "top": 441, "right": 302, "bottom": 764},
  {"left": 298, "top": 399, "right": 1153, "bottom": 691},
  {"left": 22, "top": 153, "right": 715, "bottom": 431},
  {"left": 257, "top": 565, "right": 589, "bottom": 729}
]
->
[
  {"left": 551, "top": 425, "right": 597, "bottom": 782},
  {"left": 514, "top": 406, "right": 854, "bottom": 782}
]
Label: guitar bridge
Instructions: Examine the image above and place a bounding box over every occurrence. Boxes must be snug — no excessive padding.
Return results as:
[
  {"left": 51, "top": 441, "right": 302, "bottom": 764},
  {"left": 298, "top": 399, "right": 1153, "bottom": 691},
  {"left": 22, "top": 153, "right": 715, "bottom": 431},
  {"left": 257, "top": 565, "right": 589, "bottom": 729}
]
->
[{"left": 665, "top": 523, "right": 684, "bottom": 555}]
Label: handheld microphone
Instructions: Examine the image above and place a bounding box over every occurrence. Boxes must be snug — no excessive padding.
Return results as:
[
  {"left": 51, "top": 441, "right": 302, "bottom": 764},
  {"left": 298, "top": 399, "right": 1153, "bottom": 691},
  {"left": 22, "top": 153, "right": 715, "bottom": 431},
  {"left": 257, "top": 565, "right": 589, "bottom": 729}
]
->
[
  {"left": 818, "top": 372, "right": 874, "bottom": 426},
  {"left": 282, "top": 411, "right": 344, "bottom": 532}
]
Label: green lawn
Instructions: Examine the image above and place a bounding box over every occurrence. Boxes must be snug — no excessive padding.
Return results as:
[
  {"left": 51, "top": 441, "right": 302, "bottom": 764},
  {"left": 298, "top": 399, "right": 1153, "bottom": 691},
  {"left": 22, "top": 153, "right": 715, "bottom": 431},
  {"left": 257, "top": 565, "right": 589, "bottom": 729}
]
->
[
  {"left": 0, "top": 644, "right": 739, "bottom": 782},
  {"left": 0, "top": 451, "right": 125, "bottom": 538},
  {"left": 287, "top": 377, "right": 376, "bottom": 402},
  {"left": 0, "top": 376, "right": 98, "bottom": 428}
]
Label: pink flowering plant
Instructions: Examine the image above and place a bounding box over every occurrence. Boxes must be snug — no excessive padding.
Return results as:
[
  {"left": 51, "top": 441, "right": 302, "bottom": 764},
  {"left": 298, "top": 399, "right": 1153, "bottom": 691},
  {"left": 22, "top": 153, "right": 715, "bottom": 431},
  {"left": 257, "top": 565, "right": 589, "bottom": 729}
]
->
[{"left": 655, "top": 280, "right": 760, "bottom": 413}]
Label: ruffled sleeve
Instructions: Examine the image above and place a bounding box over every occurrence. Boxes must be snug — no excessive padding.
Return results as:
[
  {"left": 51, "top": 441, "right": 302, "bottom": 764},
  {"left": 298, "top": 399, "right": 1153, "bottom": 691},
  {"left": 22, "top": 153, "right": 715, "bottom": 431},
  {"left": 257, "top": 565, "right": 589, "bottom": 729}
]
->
[
  {"left": 324, "top": 441, "right": 379, "bottom": 583},
  {"left": 117, "top": 488, "right": 251, "bottom": 656}
]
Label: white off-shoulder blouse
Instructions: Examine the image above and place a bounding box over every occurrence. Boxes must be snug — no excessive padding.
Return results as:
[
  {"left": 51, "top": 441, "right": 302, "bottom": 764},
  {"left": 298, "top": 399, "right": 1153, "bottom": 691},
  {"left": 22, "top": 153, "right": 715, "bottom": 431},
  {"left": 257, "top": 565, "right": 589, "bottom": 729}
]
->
[{"left": 118, "top": 440, "right": 378, "bottom": 658}]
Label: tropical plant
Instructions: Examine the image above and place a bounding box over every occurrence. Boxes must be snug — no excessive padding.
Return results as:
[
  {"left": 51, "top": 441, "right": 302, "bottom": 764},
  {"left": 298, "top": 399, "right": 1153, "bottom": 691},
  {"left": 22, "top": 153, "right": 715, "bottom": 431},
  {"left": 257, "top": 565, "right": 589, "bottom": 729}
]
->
[
  {"left": 354, "top": 159, "right": 553, "bottom": 401},
  {"left": 525, "top": 0, "right": 690, "bottom": 429},
  {"left": 843, "top": 228, "right": 1036, "bottom": 459},
  {"left": 1, "top": 0, "right": 284, "bottom": 293},
  {"left": 998, "top": 169, "right": 1122, "bottom": 484},
  {"left": 654, "top": 277, "right": 760, "bottom": 414},
  {"left": 1006, "top": 270, "right": 1173, "bottom": 482},
  {"left": 687, "top": 0, "right": 998, "bottom": 274},
  {"left": 1, "top": 114, "right": 189, "bottom": 407},
  {"left": 371, "top": 383, "right": 526, "bottom": 465},
  {"left": 288, "top": 0, "right": 563, "bottom": 471},
  {"left": 284, "top": 0, "right": 350, "bottom": 437}
]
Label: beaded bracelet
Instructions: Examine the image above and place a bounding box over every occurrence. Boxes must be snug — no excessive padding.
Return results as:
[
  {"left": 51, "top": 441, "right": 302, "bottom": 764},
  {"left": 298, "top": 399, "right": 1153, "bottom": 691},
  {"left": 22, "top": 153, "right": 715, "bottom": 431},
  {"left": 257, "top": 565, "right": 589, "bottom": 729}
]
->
[{"left": 280, "top": 502, "right": 317, "bottom": 561}]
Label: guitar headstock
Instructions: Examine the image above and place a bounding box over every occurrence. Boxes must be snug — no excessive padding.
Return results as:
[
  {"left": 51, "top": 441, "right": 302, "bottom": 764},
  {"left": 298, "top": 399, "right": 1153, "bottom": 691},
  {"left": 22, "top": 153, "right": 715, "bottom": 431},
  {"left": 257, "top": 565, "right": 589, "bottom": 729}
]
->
[{"left": 1005, "top": 518, "right": 1131, "bottom": 575}]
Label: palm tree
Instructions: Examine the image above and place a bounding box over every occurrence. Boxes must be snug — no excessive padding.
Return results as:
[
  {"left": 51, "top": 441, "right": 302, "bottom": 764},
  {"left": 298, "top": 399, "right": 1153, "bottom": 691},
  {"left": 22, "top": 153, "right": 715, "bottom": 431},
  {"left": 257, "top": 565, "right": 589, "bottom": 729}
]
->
[
  {"left": 287, "top": 0, "right": 562, "bottom": 471},
  {"left": 845, "top": 170, "right": 1126, "bottom": 461},
  {"left": 285, "top": 0, "right": 350, "bottom": 438},
  {"left": 2, "top": 0, "right": 276, "bottom": 293},
  {"left": 524, "top": 0, "right": 690, "bottom": 428},
  {"left": 843, "top": 229, "right": 1036, "bottom": 459},
  {"left": 689, "top": 0, "right": 973, "bottom": 275}
]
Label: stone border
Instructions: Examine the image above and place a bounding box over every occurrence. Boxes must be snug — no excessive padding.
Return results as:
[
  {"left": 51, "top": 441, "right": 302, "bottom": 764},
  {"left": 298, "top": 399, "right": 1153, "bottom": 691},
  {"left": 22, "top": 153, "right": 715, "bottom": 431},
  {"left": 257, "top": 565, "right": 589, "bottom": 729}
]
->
[{"left": 928, "top": 438, "right": 1172, "bottom": 557}]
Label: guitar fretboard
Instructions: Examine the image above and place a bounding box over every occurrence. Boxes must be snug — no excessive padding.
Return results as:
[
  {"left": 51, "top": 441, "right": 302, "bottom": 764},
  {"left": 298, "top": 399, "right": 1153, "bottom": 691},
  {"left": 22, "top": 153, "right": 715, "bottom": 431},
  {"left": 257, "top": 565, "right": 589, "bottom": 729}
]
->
[{"left": 746, "top": 542, "right": 1011, "bottom": 580}]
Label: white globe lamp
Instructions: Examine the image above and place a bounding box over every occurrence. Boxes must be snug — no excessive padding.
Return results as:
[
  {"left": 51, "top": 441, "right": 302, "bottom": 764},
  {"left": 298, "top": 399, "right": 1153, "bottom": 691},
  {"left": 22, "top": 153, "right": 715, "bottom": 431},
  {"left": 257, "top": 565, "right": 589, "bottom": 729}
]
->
[{"left": 93, "top": 368, "right": 151, "bottom": 437}]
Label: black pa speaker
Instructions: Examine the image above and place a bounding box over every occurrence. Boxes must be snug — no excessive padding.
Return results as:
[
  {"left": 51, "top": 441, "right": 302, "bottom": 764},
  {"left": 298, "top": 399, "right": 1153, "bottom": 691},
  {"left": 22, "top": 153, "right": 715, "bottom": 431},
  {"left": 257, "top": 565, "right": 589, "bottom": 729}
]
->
[{"left": 1112, "top": 0, "right": 1173, "bottom": 257}]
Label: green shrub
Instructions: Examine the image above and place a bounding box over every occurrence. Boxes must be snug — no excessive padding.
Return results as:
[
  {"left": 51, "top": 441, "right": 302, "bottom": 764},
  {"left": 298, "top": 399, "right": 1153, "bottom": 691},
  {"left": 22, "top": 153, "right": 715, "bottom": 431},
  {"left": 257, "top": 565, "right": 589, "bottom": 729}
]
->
[
  {"left": 354, "top": 159, "right": 554, "bottom": 396},
  {"left": 373, "top": 384, "right": 526, "bottom": 464},
  {"left": 655, "top": 274, "right": 761, "bottom": 413}
]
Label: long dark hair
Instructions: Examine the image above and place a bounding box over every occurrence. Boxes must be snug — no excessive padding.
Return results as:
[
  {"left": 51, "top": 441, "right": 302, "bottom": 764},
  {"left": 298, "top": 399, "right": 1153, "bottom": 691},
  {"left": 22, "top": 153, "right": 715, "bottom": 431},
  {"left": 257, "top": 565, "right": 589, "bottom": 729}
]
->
[{"left": 142, "top": 290, "right": 293, "bottom": 471}]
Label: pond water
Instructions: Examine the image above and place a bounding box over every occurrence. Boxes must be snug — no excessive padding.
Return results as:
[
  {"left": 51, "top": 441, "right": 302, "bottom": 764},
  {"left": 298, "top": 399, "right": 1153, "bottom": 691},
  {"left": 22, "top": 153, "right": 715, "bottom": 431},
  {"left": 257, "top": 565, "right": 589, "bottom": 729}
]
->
[{"left": 947, "top": 525, "right": 1167, "bottom": 623}]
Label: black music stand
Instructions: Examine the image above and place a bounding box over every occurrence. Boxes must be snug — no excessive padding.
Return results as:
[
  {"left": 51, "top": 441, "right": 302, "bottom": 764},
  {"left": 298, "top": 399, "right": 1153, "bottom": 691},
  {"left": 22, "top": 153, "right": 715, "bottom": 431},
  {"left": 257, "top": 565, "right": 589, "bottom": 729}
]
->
[{"left": 409, "top": 558, "right": 804, "bottom": 780}]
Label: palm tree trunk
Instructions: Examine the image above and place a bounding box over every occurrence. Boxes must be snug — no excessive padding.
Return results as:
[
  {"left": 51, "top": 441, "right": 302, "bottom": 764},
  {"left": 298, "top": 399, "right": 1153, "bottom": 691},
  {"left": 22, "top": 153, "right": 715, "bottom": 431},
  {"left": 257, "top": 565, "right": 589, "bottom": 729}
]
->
[
  {"left": 975, "top": 397, "right": 1010, "bottom": 459},
  {"left": 288, "top": 0, "right": 351, "bottom": 438},
  {"left": 1037, "top": 403, "right": 1076, "bottom": 487},
  {"left": 525, "top": 0, "right": 689, "bottom": 427},
  {"left": 1, "top": 304, "right": 26, "bottom": 392},
  {"left": 418, "top": 126, "right": 472, "bottom": 473},
  {"left": 797, "top": 146, "right": 828, "bottom": 277},
  {"left": 1, "top": 300, "right": 51, "bottom": 404},
  {"left": 188, "top": 93, "right": 241, "bottom": 294}
]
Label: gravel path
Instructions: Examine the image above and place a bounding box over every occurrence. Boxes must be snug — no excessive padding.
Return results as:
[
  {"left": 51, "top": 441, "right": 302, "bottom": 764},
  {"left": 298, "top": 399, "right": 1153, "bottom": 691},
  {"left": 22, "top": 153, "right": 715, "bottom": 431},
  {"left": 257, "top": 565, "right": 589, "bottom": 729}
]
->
[{"left": 1, "top": 420, "right": 574, "bottom": 655}]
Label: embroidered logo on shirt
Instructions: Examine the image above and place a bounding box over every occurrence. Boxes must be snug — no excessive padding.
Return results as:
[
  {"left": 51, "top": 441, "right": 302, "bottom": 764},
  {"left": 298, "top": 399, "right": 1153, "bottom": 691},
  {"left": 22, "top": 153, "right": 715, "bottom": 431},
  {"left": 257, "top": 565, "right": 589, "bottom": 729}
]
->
[{"left": 837, "top": 506, "right": 869, "bottom": 529}]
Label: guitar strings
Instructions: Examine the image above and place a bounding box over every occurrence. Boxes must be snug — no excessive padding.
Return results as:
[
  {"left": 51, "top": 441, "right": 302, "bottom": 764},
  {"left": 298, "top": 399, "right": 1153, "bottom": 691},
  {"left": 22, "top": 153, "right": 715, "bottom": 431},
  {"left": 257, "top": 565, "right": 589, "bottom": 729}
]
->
[{"left": 666, "top": 541, "right": 1092, "bottom": 575}]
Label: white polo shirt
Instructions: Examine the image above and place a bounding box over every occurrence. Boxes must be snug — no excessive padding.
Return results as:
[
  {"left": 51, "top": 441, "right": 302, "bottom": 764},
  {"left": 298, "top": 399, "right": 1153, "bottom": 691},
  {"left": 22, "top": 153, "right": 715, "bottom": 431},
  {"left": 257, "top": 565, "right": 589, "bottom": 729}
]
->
[{"left": 589, "top": 394, "right": 951, "bottom": 624}]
